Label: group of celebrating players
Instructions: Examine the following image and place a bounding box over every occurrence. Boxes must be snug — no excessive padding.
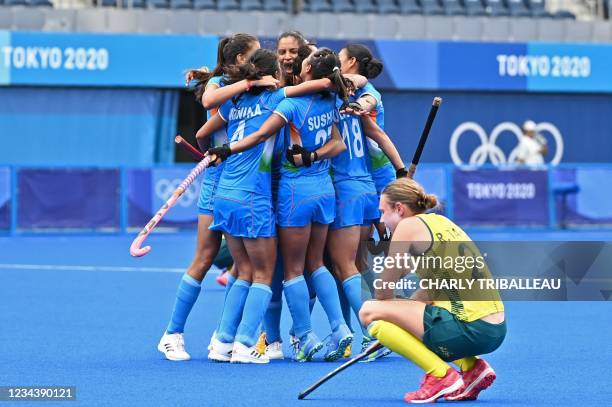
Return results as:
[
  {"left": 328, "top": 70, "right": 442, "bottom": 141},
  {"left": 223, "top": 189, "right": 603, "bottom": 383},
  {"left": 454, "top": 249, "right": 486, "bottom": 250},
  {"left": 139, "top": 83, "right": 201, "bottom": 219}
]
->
[{"left": 155, "top": 31, "right": 507, "bottom": 404}]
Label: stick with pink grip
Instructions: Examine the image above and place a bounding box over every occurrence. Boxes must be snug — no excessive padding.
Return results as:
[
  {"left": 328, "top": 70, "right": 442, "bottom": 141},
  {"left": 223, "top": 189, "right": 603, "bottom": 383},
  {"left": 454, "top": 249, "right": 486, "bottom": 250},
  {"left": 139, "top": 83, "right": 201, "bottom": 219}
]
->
[{"left": 129, "top": 156, "right": 211, "bottom": 257}]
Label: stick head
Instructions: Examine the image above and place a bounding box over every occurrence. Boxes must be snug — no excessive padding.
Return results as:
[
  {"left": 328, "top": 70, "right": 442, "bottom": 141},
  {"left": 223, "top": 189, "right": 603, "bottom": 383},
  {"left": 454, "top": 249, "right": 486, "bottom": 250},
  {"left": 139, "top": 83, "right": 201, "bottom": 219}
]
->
[
  {"left": 130, "top": 245, "right": 151, "bottom": 257},
  {"left": 433, "top": 97, "right": 442, "bottom": 107},
  {"left": 175, "top": 135, "right": 184, "bottom": 144},
  {"left": 130, "top": 234, "right": 152, "bottom": 257}
]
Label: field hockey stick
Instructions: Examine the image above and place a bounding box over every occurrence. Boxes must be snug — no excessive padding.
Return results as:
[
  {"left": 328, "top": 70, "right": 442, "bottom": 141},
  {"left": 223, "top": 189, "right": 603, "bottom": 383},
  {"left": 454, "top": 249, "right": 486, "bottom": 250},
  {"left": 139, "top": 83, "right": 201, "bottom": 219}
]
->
[
  {"left": 129, "top": 156, "right": 211, "bottom": 257},
  {"left": 298, "top": 341, "right": 384, "bottom": 400},
  {"left": 408, "top": 97, "right": 442, "bottom": 178},
  {"left": 175, "top": 135, "right": 205, "bottom": 161}
]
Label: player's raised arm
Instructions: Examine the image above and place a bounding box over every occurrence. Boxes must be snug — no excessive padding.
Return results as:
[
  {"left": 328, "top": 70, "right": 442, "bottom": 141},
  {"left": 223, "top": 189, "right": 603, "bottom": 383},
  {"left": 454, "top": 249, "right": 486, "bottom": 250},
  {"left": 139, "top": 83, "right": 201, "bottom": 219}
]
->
[
  {"left": 202, "top": 76, "right": 279, "bottom": 109},
  {"left": 360, "top": 116, "right": 406, "bottom": 174}
]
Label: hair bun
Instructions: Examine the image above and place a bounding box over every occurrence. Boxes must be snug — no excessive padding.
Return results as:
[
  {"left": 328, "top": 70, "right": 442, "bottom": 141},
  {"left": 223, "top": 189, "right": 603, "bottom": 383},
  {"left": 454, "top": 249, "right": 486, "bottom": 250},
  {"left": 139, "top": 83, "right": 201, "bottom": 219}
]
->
[{"left": 422, "top": 193, "right": 438, "bottom": 210}]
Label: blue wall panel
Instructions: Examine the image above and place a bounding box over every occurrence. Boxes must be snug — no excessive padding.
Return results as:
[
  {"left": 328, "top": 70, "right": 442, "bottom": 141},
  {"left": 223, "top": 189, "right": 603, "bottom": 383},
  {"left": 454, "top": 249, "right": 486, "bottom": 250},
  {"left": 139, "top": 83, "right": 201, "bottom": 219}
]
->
[{"left": 0, "top": 87, "right": 177, "bottom": 166}]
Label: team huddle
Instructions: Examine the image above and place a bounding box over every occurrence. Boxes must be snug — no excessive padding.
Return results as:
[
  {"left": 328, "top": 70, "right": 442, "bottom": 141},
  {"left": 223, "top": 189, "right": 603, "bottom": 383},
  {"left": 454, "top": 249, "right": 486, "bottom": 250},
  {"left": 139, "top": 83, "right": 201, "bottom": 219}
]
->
[{"left": 156, "top": 32, "right": 507, "bottom": 403}]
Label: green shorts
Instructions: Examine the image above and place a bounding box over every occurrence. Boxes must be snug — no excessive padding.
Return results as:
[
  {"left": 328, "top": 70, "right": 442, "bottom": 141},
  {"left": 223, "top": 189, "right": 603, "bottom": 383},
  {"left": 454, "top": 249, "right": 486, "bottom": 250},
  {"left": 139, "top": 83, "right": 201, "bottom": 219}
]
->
[
  {"left": 422, "top": 305, "right": 506, "bottom": 362},
  {"left": 212, "top": 239, "right": 234, "bottom": 270}
]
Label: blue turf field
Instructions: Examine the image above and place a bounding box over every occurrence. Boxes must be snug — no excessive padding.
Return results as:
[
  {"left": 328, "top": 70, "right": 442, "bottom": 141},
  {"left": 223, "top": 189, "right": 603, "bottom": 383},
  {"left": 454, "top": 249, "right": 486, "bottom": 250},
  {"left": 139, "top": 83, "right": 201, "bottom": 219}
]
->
[{"left": 1, "top": 234, "right": 611, "bottom": 407}]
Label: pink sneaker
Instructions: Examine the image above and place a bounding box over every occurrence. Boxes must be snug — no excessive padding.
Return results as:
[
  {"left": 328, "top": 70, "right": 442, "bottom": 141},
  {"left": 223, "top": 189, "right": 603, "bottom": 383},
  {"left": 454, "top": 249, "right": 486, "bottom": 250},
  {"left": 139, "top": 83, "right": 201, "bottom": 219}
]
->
[
  {"left": 445, "top": 359, "right": 496, "bottom": 401},
  {"left": 404, "top": 368, "right": 463, "bottom": 403},
  {"left": 216, "top": 271, "right": 228, "bottom": 287}
]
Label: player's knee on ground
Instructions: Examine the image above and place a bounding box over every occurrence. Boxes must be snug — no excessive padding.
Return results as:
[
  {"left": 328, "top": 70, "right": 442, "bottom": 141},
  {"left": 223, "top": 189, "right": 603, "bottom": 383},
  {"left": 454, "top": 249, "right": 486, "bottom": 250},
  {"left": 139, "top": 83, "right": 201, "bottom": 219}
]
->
[{"left": 359, "top": 300, "right": 378, "bottom": 327}]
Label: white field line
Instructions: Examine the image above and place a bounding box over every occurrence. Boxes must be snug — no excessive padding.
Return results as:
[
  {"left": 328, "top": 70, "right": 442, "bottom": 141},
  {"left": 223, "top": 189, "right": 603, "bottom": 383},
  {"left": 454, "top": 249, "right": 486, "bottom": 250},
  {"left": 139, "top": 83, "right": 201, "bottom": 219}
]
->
[{"left": 0, "top": 263, "right": 199, "bottom": 274}]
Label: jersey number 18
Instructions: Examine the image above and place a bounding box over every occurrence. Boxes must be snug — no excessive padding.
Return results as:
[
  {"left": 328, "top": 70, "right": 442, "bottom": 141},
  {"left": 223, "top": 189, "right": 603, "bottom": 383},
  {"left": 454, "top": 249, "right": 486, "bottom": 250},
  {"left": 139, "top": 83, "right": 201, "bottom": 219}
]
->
[{"left": 342, "top": 117, "right": 364, "bottom": 159}]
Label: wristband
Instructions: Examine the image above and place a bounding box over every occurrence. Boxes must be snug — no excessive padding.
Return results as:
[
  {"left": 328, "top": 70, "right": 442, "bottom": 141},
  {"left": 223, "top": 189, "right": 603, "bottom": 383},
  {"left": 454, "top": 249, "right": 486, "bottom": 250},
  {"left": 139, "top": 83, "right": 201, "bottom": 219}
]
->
[{"left": 396, "top": 167, "right": 408, "bottom": 178}]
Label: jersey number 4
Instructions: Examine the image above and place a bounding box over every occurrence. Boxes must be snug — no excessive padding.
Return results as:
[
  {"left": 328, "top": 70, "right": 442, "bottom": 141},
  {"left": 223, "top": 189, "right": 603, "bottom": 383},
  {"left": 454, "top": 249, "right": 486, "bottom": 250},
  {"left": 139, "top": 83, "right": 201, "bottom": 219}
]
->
[{"left": 229, "top": 120, "right": 246, "bottom": 155}]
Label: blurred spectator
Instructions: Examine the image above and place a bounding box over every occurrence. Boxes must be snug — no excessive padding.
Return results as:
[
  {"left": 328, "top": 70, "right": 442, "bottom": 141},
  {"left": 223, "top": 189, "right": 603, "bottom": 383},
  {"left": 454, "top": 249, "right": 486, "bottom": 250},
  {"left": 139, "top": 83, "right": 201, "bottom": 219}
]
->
[{"left": 516, "top": 120, "right": 547, "bottom": 165}]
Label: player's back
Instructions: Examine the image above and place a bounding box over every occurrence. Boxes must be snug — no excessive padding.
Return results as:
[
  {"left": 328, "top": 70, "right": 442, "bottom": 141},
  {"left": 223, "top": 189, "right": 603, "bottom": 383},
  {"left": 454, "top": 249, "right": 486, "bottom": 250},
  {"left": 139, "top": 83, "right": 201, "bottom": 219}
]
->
[
  {"left": 332, "top": 95, "right": 374, "bottom": 183},
  {"left": 276, "top": 93, "right": 337, "bottom": 178},
  {"left": 415, "top": 213, "right": 504, "bottom": 322},
  {"left": 218, "top": 89, "right": 285, "bottom": 196}
]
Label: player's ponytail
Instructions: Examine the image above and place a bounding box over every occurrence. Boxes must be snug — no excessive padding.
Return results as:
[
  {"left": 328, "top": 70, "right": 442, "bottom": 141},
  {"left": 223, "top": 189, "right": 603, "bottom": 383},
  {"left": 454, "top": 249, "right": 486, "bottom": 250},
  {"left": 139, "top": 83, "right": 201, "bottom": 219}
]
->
[
  {"left": 308, "top": 48, "right": 355, "bottom": 102},
  {"left": 345, "top": 44, "right": 383, "bottom": 79},
  {"left": 328, "top": 66, "right": 353, "bottom": 106},
  {"left": 187, "top": 34, "right": 258, "bottom": 103},
  {"left": 383, "top": 178, "right": 439, "bottom": 214},
  {"left": 224, "top": 49, "right": 279, "bottom": 95}
]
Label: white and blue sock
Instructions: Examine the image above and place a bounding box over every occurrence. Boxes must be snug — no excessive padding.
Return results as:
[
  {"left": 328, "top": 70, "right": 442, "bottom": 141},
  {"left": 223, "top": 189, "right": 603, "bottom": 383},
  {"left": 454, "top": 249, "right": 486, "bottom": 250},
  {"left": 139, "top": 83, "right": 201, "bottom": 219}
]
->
[
  {"left": 283, "top": 276, "right": 312, "bottom": 340},
  {"left": 336, "top": 275, "right": 353, "bottom": 331},
  {"left": 342, "top": 274, "right": 367, "bottom": 335},
  {"left": 312, "top": 266, "right": 345, "bottom": 332},
  {"left": 235, "top": 283, "right": 273, "bottom": 347},
  {"left": 166, "top": 274, "right": 201, "bottom": 334},
  {"left": 263, "top": 262, "right": 284, "bottom": 343},
  {"left": 217, "top": 278, "right": 250, "bottom": 343}
]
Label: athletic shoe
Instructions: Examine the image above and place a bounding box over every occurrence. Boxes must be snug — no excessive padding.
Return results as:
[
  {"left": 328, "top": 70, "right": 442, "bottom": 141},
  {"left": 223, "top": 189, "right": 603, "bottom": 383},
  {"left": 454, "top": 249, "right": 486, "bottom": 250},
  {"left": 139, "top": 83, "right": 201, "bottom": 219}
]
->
[
  {"left": 404, "top": 369, "right": 464, "bottom": 404},
  {"left": 157, "top": 332, "right": 190, "bottom": 361},
  {"left": 445, "top": 359, "right": 496, "bottom": 401},
  {"left": 292, "top": 332, "right": 324, "bottom": 362},
  {"left": 323, "top": 324, "right": 353, "bottom": 362},
  {"left": 230, "top": 342, "right": 269, "bottom": 364},
  {"left": 216, "top": 270, "right": 228, "bottom": 287},
  {"left": 265, "top": 341, "right": 284, "bottom": 360},
  {"left": 359, "top": 335, "right": 392, "bottom": 363},
  {"left": 206, "top": 330, "right": 217, "bottom": 352},
  {"left": 343, "top": 343, "right": 352, "bottom": 358},
  {"left": 255, "top": 331, "right": 267, "bottom": 355},
  {"left": 207, "top": 334, "right": 233, "bottom": 363}
]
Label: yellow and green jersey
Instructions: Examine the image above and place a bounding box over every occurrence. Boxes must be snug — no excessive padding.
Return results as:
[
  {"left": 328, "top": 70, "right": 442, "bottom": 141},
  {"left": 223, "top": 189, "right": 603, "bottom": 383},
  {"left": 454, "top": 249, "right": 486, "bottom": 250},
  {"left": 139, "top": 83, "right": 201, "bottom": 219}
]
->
[{"left": 415, "top": 213, "right": 504, "bottom": 322}]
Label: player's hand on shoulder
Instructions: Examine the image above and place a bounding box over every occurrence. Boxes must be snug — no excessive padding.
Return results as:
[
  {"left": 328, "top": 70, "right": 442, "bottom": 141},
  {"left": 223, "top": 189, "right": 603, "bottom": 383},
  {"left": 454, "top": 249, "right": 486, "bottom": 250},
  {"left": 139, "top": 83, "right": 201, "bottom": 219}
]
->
[
  {"left": 339, "top": 102, "right": 366, "bottom": 116},
  {"left": 252, "top": 75, "right": 280, "bottom": 89}
]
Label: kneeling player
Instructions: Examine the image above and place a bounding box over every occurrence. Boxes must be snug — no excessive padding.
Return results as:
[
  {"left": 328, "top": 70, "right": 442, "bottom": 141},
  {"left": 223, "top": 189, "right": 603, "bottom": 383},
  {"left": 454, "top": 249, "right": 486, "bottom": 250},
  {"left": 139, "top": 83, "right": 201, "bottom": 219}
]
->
[{"left": 360, "top": 178, "right": 506, "bottom": 403}]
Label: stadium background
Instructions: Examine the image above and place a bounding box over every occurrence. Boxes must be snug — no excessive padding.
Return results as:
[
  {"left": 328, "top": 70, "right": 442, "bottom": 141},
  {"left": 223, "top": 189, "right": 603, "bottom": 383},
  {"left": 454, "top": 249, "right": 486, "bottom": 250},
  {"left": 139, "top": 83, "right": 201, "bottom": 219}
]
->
[{"left": 1, "top": 1, "right": 611, "bottom": 406}]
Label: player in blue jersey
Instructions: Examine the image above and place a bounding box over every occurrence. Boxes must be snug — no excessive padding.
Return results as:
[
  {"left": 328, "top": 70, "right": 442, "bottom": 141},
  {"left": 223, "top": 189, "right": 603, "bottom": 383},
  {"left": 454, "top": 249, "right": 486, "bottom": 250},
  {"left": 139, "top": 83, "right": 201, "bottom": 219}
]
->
[
  {"left": 339, "top": 44, "right": 395, "bottom": 196},
  {"left": 328, "top": 64, "right": 406, "bottom": 360},
  {"left": 198, "top": 48, "right": 342, "bottom": 363},
  {"left": 262, "top": 41, "right": 356, "bottom": 359},
  {"left": 261, "top": 34, "right": 327, "bottom": 359},
  {"left": 216, "top": 48, "right": 358, "bottom": 362},
  {"left": 340, "top": 44, "right": 395, "bottom": 247},
  {"left": 158, "top": 33, "right": 268, "bottom": 361},
  {"left": 192, "top": 49, "right": 285, "bottom": 364}
]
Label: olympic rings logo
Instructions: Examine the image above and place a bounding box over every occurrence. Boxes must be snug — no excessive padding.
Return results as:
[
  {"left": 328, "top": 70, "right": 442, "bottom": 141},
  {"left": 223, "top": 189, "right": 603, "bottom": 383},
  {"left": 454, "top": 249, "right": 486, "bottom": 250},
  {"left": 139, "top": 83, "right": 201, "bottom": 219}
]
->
[
  {"left": 449, "top": 121, "right": 564, "bottom": 166},
  {"left": 155, "top": 178, "right": 198, "bottom": 207}
]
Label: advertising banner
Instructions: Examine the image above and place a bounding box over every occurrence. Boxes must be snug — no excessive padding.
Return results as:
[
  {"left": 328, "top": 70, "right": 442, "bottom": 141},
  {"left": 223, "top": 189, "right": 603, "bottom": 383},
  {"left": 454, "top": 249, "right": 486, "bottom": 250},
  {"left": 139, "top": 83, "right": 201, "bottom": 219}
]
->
[
  {"left": 3, "top": 32, "right": 612, "bottom": 93},
  {"left": 127, "top": 167, "right": 199, "bottom": 229},
  {"left": 0, "top": 31, "right": 218, "bottom": 87},
  {"left": 453, "top": 169, "right": 549, "bottom": 226},
  {"left": 17, "top": 168, "right": 120, "bottom": 229}
]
